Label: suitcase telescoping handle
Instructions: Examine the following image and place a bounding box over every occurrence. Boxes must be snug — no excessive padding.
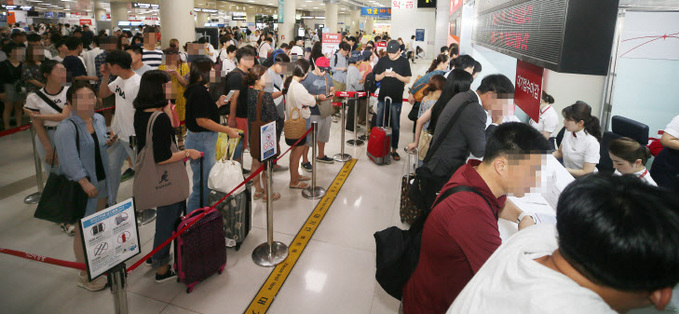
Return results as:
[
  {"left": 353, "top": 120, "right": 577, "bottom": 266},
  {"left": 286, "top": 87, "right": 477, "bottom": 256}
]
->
[
  {"left": 383, "top": 96, "right": 392, "bottom": 128},
  {"left": 199, "top": 153, "right": 204, "bottom": 208},
  {"left": 405, "top": 147, "right": 417, "bottom": 181}
]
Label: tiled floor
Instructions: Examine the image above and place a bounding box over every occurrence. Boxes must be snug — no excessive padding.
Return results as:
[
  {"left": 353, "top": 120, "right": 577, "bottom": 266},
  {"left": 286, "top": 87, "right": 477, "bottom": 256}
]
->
[{"left": 0, "top": 58, "right": 667, "bottom": 314}]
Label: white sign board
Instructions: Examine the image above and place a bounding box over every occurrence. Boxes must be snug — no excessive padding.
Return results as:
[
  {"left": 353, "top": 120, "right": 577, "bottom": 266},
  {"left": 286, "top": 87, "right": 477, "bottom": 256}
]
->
[
  {"left": 80, "top": 198, "right": 140, "bottom": 280},
  {"left": 260, "top": 121, "right": 278, "bottom": 161}
]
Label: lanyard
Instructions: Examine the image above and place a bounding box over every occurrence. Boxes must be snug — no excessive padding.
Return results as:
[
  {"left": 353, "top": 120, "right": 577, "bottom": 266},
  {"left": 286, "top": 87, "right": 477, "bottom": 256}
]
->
[{"left": 540, "top": 105, "right": 551, "bottom": 115}]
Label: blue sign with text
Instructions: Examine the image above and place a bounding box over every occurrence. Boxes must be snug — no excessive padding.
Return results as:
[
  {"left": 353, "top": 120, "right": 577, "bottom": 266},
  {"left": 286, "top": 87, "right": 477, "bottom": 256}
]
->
[{"left": 361, "top": 7, "right": 391, "bottom": 18}]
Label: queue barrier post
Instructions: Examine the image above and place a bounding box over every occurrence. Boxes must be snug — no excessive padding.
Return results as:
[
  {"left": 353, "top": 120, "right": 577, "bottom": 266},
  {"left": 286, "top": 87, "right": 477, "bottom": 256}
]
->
[
  {"left": 359, "top": 93, "right": 371, "bottom": 141},
  {"left": 346, "top": 93, "right": 364, "bottom": 147},
  {"left": 108, "top": 263, "right": 129, "bottom": 314},
  {"left": 302, "top": 122, "right": 326, "bottom": 200},
  {"left": 252, "top": 159, "right": 289, "bottom": 267},
  {"left": 24, "top": 124, "right": 44, "bottom": 204},
  {"left": 333, "top": 100, "right": 352, "bottom": 162}
]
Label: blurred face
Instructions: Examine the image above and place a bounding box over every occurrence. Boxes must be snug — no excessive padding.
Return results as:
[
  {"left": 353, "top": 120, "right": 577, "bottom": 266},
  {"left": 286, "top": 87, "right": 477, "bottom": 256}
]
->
[
  {"left": 29, "top": 47, "right": 45, "bottom": 62},
  {"left": 388, "top": 51, "right": 400, "bottom": 60},
  {"left": 609, "top": 153, "right": 641, "bottom": 174},
  {"left": 188, "top": 43, "right": 203, "bottom": 56},
  {"left": 499, "top": 154, "right": 545, "bottom": 197},
  {"left": 240, "top": 55, "right": 255, "bottom": 69},
  {"left": 340, "top": 49, "right": 349, "bottom": 57},
  {"left": 165, "top": 53, "right": 178, "bottom": 66},
  {"left": 11, "top": 47, "right": 26, "bottom": 61},
  {"left": 163, "top": 81, "right": 174, "bottom": 100},
  {"left": 71, "top": 87, "right": 97, "bottom": 114},
  {"left": 144, "top": 32, "right": 157, "bottom": 45},
  {"left": 126, "top": 49, "right": 142, "bottom": 64},
  {"left": 480, "top": 91, "right": 512, "bottom": 115},
  {"left": 46, "top": 63, "right": 67, "bottom": 83}
]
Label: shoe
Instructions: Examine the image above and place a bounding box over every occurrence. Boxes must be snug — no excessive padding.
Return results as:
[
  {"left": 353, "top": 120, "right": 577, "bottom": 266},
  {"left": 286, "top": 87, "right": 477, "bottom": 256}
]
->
[
  {"left": 155, "top": 269, "right": 177, "bottom": 283},
  {"left": 316, "top": 156, "right": 334, "bottom": 164},
  {"left": 120, "top": 168, "right": 135, "bottom": 182},
  {"left": 302, "top": 162, "right": 313, "bottom": 172},
  {"left": 78, "top": 274, "right": 108, "bottom": 292},
  {"left": 332, "top": 117, "right": 339, "bottom": 123},
  {"left": 273, "top": 164, "right": 289, "bottom": 172},
  {"left": 145, "top": 258, "right": 152, "bottom": 266}
]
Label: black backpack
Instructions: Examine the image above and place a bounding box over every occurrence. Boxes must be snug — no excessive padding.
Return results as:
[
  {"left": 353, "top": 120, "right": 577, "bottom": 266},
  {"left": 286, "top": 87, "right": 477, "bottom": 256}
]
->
[{"left": 364, "top": 72, "right": 379, "bottom": 94}]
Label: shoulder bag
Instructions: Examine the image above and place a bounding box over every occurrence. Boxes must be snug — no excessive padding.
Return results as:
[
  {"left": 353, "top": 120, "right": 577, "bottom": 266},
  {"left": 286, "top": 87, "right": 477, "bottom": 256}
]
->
[
  {"left": 248, "top": 91, "right": 267, "bottom": 159},
  {"left": 34, "top": 120, "right": 88, "bottom": 224},
  {"left": 317, "top": 75, "right": 335, "bottom": 119},
  {"left": 284, "top": 103, "right": 307, "bottom": 139},
  {"left": 133, "top": 112, "right": 190, "bottom": 211},
  {"left": 374, "top": 185, "right": 492, "bottom": 301}
]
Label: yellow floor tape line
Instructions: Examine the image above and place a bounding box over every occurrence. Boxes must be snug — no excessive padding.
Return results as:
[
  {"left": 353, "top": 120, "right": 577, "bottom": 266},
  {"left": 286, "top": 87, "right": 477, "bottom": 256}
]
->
[{"left": 245, "top": 158, "right": 357, "bottom": 314}]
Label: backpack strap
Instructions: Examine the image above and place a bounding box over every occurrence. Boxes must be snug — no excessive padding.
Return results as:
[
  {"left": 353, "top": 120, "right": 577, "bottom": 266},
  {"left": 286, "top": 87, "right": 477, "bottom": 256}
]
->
[
  {"left": 422, "top": 99, "right": 474, "bottom": 163},
  {"left": 410, "top": 185, "right": 494, "bottom": 233}
]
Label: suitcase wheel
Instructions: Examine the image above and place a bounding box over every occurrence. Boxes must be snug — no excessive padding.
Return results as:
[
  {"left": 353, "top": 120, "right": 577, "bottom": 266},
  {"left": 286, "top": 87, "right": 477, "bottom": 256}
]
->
[
  {"left": 218, "top": 265, "right": 225, "bottom": 274},
  {"left": 234, "top": 243, "right": 241, "bottom": 251},
  {"left": 186, "top": 287, "right": 193, "bottom": 294}
]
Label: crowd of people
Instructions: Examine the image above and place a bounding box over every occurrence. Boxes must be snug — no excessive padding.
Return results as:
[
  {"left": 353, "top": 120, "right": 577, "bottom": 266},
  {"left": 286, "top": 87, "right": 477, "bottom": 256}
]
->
[{"left": 3, "top": 21, "right": 679, "bottom": 313}]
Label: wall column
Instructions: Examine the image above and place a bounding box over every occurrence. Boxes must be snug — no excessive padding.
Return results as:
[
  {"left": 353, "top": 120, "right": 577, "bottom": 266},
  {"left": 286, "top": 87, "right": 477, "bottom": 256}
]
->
[
  {"left": 160, "top": 0, "right": 196, "bottom": 49},
  {"left": 435, "top": 0, "right": 451, "bottom": 51},
  {"left": 279, "top": 0, "right": 297, "bottom": 43},
  {"left": 325, "top": 2, "right": 338, "bottom": 33},
  {"left": 109, "top": 2, "right": 128, "bottom": 30}
]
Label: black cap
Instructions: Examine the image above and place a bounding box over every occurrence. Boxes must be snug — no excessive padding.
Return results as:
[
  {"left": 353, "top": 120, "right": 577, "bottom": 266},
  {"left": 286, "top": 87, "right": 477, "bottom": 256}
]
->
[{"left": 387, "top": 40, "right": 400, "bottom": 54}]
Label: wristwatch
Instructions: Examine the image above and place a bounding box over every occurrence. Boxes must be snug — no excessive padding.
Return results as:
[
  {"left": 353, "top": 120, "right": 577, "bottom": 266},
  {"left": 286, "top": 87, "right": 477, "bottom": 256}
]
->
[
  {"left": 517, "top": 212, "right": 533, "bottom": 224},
  {"left": 185, "top": 151, "right": 190, "bottom": 159}
]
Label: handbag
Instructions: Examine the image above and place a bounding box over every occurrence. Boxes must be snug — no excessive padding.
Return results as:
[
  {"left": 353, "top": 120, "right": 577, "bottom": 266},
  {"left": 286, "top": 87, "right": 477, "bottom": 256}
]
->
[
  {"left": 417, "top": 130, "right": 432, "bottom": 160},
  {"left": 284, "top": 105, "right": 307, "bottom": 139},
  {"left": 208, "top": 135, "right": 246, "bottom": 195},
  {"left": 34, "top": 120, "right": 88, "bottom": 224},
  {"left": 374, "top": 186, "right": 491, "bottom": 301},
  {"left": 317, "top": 75, "right": 334, "bottom": 119},
  {"left": 133, "top": 112, "right": 190, "bottom": 210},
  {"left": 407, "top": 101, "right": 420, "bottom": 122}
]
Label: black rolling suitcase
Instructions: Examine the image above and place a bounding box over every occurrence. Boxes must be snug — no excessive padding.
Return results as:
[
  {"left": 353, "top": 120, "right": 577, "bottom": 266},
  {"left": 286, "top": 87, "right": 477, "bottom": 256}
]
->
[{"left": 209, "top": 186, "right": 252, "bottom": 250}]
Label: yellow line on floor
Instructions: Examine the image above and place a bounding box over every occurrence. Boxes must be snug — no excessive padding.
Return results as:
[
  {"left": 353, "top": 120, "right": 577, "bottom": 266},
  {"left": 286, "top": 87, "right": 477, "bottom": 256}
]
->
[{"left": 244, "top": 158, "right": 358, "bottom": 314}]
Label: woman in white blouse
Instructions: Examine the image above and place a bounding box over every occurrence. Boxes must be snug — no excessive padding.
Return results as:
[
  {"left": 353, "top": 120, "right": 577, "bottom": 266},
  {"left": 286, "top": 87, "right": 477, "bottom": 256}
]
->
[
  {"left": 283, "top": 59, "right": 316, "bottom": 189},
  {"left": 608, "top": 137, "right": 657, "bottom": 186},
  {"left": 553, "top": 101, "right": 602, "bottom": 177},
  {"left": 530, "top": 91, "right": 559, "bottom": 143}
]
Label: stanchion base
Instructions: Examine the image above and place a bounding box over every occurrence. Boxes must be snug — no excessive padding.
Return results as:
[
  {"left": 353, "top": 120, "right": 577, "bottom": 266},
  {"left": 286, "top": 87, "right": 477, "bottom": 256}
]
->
[
  {"left": 346, "top": 139, "right": 364, "bottom": 146},
  {"left": 252, "top": 241, "right": 289, "bottom": 267},
  {"left": 302, "top": 186, "right": 327, "bottom": 199},
  {"left": 358, "top": 135, "right": 369, "bottom": 141},
  {"left": 333, "top": 154, "right": 352, "bottom": 162},
  {"left": 136, "top": 209, "right": 157, "bottom": 225},
  {"left": 24, "top": 192, "right": 41, "bottom": 204}
]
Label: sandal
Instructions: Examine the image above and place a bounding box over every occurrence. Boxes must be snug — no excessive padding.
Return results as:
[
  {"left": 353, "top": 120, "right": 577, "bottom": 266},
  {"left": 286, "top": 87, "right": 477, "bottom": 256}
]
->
[
  {"left": 61, "top": 224, "right": 75, "bottom": 236},
  {"left": 289, "top": 182, "right": 310, "bottom": 189},
  {"left": 299, "top": 175, "right": 311, "bottom": 181},
  {"left": 391, "top": 152, "right": 401, "bottom": 161},
  {"left": 262, "top": 192, "right": 281, "bottom": 202},
  {"left": 253, "top": 191, "right": 264, "bottom": 200}
]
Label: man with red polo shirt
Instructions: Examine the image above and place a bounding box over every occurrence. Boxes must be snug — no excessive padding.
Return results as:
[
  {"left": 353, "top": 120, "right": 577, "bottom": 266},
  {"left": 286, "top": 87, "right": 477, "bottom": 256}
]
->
[{"left": 401, "top": 122, "right": 553, "bottom": 313}]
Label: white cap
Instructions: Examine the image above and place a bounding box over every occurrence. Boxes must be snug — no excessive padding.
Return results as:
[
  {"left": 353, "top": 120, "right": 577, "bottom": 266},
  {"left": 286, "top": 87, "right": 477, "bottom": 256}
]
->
[{"left": 113, "top": 27, "right": 122, "bottom": 32}]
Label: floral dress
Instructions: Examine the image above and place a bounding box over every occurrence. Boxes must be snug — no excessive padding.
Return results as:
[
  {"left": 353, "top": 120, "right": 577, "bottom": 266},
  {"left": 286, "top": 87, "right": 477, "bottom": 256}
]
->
[{"left": 22, "top": 62, "right": 43, "bottom": 95}]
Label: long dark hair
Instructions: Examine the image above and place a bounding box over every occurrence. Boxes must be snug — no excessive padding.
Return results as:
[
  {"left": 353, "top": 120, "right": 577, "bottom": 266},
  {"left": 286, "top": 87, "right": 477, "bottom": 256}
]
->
[
  {"left": 609, "top": 137, "right": 652, "bottom": 165},
  {"left": 309, "top": 42, "right": 323, "bottom": 65},
  {"left": 184, "top": 57, "right": 213, "bottom": 97},
  {"left": 427, "top": 54, "right": 449, "bottom": 73},
  {"left": 562, "top": 101, "right": 602, "bottom": 141},
  {"left": 134, "top": 70, "right": 171, "bottom": 109},
  {"left": 428, "top": 69, "right": 474, "bottom": 133},
  {"left": 283, "top": 59, "right": 311, "bottom": 94}
]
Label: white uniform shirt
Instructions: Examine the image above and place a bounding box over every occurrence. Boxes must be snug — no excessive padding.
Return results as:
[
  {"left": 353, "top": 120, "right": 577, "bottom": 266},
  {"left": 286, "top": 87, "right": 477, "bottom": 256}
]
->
[
  {"left": 109, "top": 74, "right": 141, "bottom": 142},
  {"left": 561, "top": 129, "right": 600, "bottom": 170},
  {"left": 530, "top": 105, "right": 559, "bottom": 137},
  {"left": 614, "top": 168, "right": 657, "bottom": 186},
  {"left": 665, "top": 115, "right": 679, "bottom": 138},
  {"left": 258, "top": 42, "right": 272, "bottom": 59},
  {"left": 448, "top": 224, "right": 616, "bottom": 314},
  {"left": 23, "top": 87, "right": 69, "bottom": 127}
]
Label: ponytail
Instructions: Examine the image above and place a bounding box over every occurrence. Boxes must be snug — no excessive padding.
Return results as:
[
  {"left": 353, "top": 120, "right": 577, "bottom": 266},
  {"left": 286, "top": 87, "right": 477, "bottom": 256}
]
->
[
  {"left": 609, "top": 137, "right": 653, "bottom": 165},
  {"left": 427, "top": 54, "right": 449, "bottom": 73},
  {"left": 282, "top": 58, "right": 311, "bottom": 95},
  {"left": 585, "top": 116, "right": 602, "bottom": 141},
  {"left": 283, "top": 76, "right": 293, "bottom": 94},
  {"left": 562, "top": 101, "right": 602, "bottom": 141}
]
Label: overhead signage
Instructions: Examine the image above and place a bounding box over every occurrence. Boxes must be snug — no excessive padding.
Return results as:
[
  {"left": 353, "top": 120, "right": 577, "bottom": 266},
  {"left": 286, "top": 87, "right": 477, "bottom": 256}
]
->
[
  {"left": 278, "top": 0, "right": 284, "bottom": 23},
  {"left": 472, "top": 0, "right": 619, "bottom": 75},
  {"left": 44, "top": 12, "right": 54, "bottom": 19},
  {"left": 360, "top": 7, "right": 391, "bottom": 18},
  {"left": 514, "top": 60, "right": 543, "bottom": 123},
  {"left": 195, "top": 8, "right": 219, "bottom": 13},
  {"left": 417, "top": 0, "right": 436, "bottom": 8},
  {"left": 322, "top": 33, "right": 342, "bottom": 56},
  {"left": 79, "top": 19, "right": 93, "bottom": 25},
  {"left": 391, "top": 0, "right": 415, "bottom": 9},
  {"left": 132, "top": 3, "right": 159, "bottom": 10},
  {"left": 260, "top": 122, "right": 278, "bottom": 161},
  {"left": 1, "top": 5, "right": 33, "bottom": 11},
  {"left": 232, "top": 12, "right": 246, "bottom": 21},
  {"left": 57, "top": 12, "right": 66, "bottom": 18},
  {"left": 415, "top": 29, "right": 425, "bottom": 41},
  {"left": 80, "top": 198, "right": 140, "bottom": 280}
]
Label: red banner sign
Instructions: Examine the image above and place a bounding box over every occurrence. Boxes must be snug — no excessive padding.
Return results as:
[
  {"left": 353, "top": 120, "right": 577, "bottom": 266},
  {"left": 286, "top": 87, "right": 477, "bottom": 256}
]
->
[
  {"left": 79, "top": 19, "right": 92, "bottom": 25},
  {"left": 514, "top": 59, "right": 543, "bottom": 123}
]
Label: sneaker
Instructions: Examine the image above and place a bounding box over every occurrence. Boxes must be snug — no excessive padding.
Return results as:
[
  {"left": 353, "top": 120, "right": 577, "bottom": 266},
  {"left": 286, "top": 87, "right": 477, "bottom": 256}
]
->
[
  {"left": 316, "top": 156, "right": 335, "bottom": 164},
  {"left": 145, "top": 258, "right": 152, "bottom": 266},
  {"left": 120, "top": 168, "right": 135, "bottom": 182},
  {"left": 77, "top": 274, "right": 108, "bottom": 292},
  {"left": 155, "top": 269, "right": 177, "bottom": 283},
  {"left": 302, "top": 162, "right": 313, "bottom": 172}
]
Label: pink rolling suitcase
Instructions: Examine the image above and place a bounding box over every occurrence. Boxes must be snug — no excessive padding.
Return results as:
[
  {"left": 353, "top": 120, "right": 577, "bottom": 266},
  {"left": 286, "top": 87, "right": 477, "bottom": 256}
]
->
[
  {"left": 174, "top": 157, "right": 227, "bottom": 293},
  {"left": 367, "top": 96, "right": 393, "bottom": 165}
]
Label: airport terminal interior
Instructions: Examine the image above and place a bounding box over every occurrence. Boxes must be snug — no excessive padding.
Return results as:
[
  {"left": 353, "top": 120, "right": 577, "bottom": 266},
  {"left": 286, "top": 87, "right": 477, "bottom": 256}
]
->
[{"left": 1, "top": 0, "right": 678, "bottom": 313}]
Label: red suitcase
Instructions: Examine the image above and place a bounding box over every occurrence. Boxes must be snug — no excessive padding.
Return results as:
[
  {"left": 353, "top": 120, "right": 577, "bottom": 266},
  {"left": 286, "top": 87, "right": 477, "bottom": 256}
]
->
[{"left": 367, "top": 96, "right": 393, "bottom": 165}]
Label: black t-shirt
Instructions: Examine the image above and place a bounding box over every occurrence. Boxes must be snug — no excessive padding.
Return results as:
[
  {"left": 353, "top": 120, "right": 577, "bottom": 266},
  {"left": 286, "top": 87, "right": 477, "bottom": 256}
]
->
[
  {"left": 372, "top": 55, "right": 412, "bottom": 102},
  {"left": 62, "top": 55, "right": 87, "bottom": 83},
  {"left": 0, "top": 60, "right": 22, "bottom": 93},
  {"left": 91, "top": 131, "right": 106, "bottom": 181},
  {"left": 184, "top": 85, "right": 219, "bottom": 133},
  {"left": 134, "top": 110, "right": 176, "bottom": 163},
  {"left": 224, "top": 68, "right": 249, "bottom": 118}
]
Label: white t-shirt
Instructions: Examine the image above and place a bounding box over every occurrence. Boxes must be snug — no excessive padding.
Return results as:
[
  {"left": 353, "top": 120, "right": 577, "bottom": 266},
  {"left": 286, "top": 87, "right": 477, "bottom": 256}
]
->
[
  {"left": 290, "top": 45, "right": 304, "bottom": 57},
  {"left": 665, "top": 115, "right": 679, "bottom": 138},
  {"left": 448, "top": 224, "right": 616, "bottom": 314},
  {"left": 109, "top": 74, "right": 141, "bottom": 142},
  {"left": 221, "top": 58, "right": 236, "bottom": 78},
  {"left": 614, "top": 168, "right": 657, "bottom": 186},
  {"left": 530, "top": 105, "right": 559, "bottom": 137},
  {"left": 561, "top": 129, "right": 600, "bottom": 170},
  {"left": 259, "top": 42, "right": 272, "bottom": 59},
  {"left": 23, "top": 87, "right": 69, "bottom": 127}
]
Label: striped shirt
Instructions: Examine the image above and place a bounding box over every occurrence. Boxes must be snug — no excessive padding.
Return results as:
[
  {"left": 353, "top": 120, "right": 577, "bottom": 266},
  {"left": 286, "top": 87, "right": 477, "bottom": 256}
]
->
[{"left": 141, "top": 48, "right": 164, "bottom": 70}]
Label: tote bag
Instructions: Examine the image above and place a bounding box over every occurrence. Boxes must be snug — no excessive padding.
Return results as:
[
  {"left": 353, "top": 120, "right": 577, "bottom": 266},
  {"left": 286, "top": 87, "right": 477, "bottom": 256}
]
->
[
  {"left": 317, "top": 75, "right": 334, "bottom": 119},
  {"left": 133, "top": 112, "right": 190, "bottom": 210},
  {"left": 284, "top": 104, "right": 307, "bottom": 140},
  {"left": 208, "top": 134, "right": 245, "bottom": 195}
]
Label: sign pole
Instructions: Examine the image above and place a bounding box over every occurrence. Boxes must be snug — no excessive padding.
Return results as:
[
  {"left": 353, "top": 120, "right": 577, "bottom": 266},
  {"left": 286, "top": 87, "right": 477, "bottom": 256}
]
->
[
  {"left": 347, "top": 94, "right": 364, "bottom": 146},
  {"left": 24, "top": 125, "right": 43, "bottom": 204},
  {"left": 333, "top": 100, "right": 352, "bottom": 162},
  {"left": 303, "top": 122, "right": 326, "bottom": 199},
  {"left": 107, "top": 263, "right": 129, "bottom": 314}
]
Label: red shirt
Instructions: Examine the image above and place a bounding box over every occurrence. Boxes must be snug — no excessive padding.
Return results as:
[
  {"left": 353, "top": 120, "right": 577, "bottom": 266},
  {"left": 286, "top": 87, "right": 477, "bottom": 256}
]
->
[{"left": 402, "top": 160, "right": 506, "bottom": 314}]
